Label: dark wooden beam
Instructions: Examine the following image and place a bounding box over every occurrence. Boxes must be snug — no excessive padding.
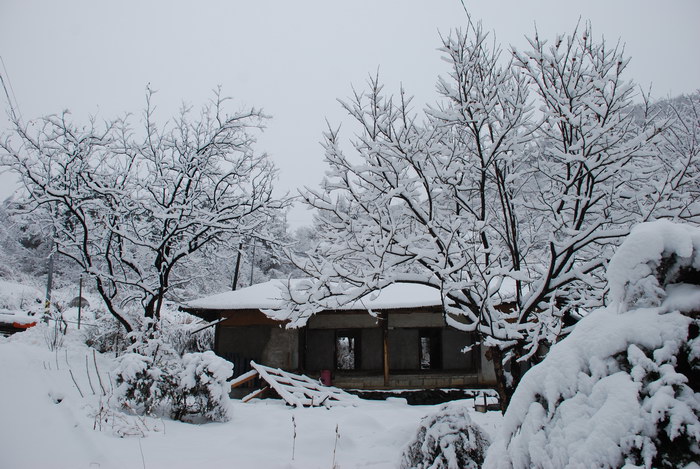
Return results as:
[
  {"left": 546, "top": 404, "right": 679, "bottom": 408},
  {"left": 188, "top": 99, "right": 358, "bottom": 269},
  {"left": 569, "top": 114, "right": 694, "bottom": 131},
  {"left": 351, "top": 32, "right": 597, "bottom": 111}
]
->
[{"left": 380, "top": 312, "right": 389, "bottom": 386}]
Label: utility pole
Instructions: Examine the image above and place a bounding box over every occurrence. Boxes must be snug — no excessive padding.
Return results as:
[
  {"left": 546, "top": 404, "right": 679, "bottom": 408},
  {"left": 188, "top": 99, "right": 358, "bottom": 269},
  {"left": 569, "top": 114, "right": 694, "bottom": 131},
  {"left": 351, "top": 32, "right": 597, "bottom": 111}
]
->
[
  {"left": 77, "top": 274, "right": 83, "bottom": 329},
  {"left": 232, "top": 242, "right": 243, "bottom": 290},
  {"left": 249, "top": 239, "right": 256, "bottom": 286},
  {"left": 44, "top": 246, "right": 55, "bottom": 320}
]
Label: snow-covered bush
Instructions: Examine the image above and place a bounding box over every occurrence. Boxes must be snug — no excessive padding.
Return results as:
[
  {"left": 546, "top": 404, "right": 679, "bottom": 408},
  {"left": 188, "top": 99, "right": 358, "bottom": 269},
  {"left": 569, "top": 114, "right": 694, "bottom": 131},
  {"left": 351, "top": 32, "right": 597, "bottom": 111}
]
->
[
  {"left": 607, "top": 219, "right": 700, "bottom": 311},
  {"left": 111, "top": 324, "right": 232, "bottom": 422},
  {"left": 112, "top": 352, "right": 170, "bottom": 416},
  {"left": 484, "top": 221, "right": 700, "bottom": 469},
  {"left": 170, "top": 351, "right": 233, "bottom": 422},
  {"left": 83, "top": 306, "right": 212, "bottom": 355},
  {"left": 158, "top": 309, "right": 214, "bottom": 355},
  {"left": 400, "top": 402, "right": 490, "bottom": 469},
  {"left": 126, "top": 321, "right": 180, "bottom": 360},
  {"left": 84, "top": 311, "right": 130, "bottom": 353},
  {"left": 112, "top": 323, "right": 181, "bottom": 414}
]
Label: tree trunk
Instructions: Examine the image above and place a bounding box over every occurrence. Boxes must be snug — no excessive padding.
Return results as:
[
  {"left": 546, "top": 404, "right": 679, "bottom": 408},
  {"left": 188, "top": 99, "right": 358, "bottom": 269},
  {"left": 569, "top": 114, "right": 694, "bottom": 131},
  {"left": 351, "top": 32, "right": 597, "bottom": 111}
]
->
[
  {"left": 488, "top": 346, "right": 510, "bottom": 413},
  {"left": 488, "top": 345, "right": 530, "bottom": 413},
  {"left": 94, "top": 277, "right": 132, "bottom": 333}
]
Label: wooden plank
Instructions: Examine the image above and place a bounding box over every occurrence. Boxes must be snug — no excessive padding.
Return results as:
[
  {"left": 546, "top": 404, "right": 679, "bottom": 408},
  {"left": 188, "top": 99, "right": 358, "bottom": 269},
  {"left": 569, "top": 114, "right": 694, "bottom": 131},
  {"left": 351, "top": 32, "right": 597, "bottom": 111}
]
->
[
  {"left": 246, "top": 360, "right": 360, "bottom": 407},
  {"left": 190, "top": 317, "right": 226, "bottom": 335},
  {"left": 253, "top": 362, "right": 303, "bottom": 407},
  {"left": 242, "top": 385, "right": 270, "bottom": 403},
  {"left": 230, "top": 369, "right": 259, "bottom": 388}
]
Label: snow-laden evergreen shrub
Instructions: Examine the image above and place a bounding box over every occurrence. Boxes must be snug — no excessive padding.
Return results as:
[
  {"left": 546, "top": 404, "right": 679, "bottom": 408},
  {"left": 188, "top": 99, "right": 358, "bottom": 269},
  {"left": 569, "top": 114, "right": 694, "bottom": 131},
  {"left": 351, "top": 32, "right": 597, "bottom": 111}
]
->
[
  {"left": 112, "top": 352, "right": 169, "bottom": 415},
  {"left": 170, "top": 351, "right": 233, "bottom": 422},
  {"left": 400, "top": 402, "right": 490, "bottom": 469},
  {"left": 111, "top": 324, "right": 232, "bottom": 422},
  {"left": 113, "top": 324, "right": 181, "bottom": 416},
  {"left": 606, "top": 220, "right": 700, "bottom": 312},
  {"left": 126, "top": 321, "right": 181, "bottom": 361},
  {"left": 484, "top": 221, "right": 700, "bottom": 469}
]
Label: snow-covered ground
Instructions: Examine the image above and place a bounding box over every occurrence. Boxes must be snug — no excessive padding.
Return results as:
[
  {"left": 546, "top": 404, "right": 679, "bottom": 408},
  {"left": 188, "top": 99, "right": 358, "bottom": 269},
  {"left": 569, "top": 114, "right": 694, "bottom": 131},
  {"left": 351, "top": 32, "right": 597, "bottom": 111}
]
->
[
  {"left": 0, "top": 325, "right": 501, "bottom": 469},
  {"left": 3, "top": 220, "right": 696, "bottom": 468}
]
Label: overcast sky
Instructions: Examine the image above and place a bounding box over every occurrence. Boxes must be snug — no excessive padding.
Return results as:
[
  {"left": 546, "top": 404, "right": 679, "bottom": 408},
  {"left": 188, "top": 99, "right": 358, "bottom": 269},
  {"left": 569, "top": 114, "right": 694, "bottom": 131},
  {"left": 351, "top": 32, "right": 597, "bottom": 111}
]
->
[{"left": 1, "top": 0, "right": 698, "bottom": 228}]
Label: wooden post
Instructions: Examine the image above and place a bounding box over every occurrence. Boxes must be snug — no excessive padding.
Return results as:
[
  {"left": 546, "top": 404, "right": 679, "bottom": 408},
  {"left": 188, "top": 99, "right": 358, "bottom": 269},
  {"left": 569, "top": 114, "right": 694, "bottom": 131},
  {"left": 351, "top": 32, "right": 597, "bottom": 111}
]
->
[
  {"left": 249, "top": 239, "right": 256, "bottom": 286},
  {"left": 44, "top": 244, "right": 55, "bottom": 319},
  {"left": 77, "top": 274, "right": 83, "bottom": 329},
  {"left": 298, "top": 326, "right": 307, "bottom": 372},
  {"left": 214, "top": 315, "right": 221, "bottom": 355},
  {"left": 380, "top": 312, "right": 389, "bottom": 387}
]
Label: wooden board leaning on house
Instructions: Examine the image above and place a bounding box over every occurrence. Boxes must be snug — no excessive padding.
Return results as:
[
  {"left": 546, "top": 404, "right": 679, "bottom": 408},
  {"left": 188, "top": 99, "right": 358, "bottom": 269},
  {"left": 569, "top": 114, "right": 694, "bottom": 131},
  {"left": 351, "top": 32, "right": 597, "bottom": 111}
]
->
[{"left": 229, "top": 361, "right": 361, "bottom": 408}]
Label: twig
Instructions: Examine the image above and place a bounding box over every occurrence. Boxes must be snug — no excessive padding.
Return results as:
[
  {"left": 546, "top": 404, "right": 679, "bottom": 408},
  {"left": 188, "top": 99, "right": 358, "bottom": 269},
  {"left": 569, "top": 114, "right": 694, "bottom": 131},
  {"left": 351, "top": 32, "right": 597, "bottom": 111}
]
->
[
  {"left": 332, "top": 424, "right": 340, "bottom": 468},
  {"left": 292, "top": 414, "right": 297, "bottom": 461},
  {"left": 85, "top": 354, "right": 96, "bottom": 395},
  {"left": 138, "top": 438, "right": 146, "bottom": 469},
  {"left": 64, "top": 348, "right": 69, "bottom": 367},
  {"left": 69, "top": 369, "right": 84, "bottom": 398},
  {"left": 93, "top": 349, "right": 107, "bottom": 395}
]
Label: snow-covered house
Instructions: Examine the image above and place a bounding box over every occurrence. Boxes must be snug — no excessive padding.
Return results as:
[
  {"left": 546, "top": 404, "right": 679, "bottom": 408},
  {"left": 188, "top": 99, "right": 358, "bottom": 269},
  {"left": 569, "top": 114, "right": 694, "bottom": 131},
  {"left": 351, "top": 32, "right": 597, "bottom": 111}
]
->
[{"left": 182, "top": 280, "right": 497, "bottom": 390}]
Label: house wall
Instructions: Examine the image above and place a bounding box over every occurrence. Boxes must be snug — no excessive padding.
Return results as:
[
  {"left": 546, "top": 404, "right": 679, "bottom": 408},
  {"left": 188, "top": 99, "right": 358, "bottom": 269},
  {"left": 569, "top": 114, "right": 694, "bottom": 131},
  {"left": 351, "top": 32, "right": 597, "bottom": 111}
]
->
[
  {"left": 330, "top": 372, "right": 482, "bottom": 390},
  {"left": 479, "top": 350, "right": 497, "bottom": 384},
  {"left": 262, "top": 326, "right": 299, "bottom": 370},
  {"left": 304, "top": 329, "right": 334, "bottom": 370},
  {"left": 218, "top": 325, "right": 298, "bottom": 374},
  {"left": 442, "top": 328, "right": 476, "bottom": 371},
  {"left": 307, "top": 313, "right": 380, "bottom": 329},
  {"left": 302, "top": 310, "right": 480, "bottom": 373},
  {"left": 218, "top": 325, "right": 270, "bottom": 362},
  {"left": 388, "top": 328, "right": 419, "bottom": 370},
  {"left": 388, "top": 312, "right": 444, "bottom": 328},
  {"left": 213, "top": 308, "right": 497, "bottom": 388},
  {"left": 361, "top": 328, "right": 383, "bottom": 370}
]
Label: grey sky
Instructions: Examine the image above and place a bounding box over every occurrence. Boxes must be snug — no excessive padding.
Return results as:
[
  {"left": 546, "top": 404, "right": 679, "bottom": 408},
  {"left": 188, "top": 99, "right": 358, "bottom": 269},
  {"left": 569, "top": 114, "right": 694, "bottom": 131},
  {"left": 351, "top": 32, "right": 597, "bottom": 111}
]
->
[{"left": 1, "top": 0, "right": 698, "bottom": 228}]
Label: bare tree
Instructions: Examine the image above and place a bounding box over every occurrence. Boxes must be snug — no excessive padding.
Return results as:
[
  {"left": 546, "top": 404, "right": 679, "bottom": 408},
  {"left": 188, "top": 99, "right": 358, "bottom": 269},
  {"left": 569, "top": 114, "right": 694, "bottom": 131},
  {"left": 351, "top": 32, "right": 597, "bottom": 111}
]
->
[
  {"left": 281, "top": 21, "right": 697, "bottom": 409},
  {"left": 650, "top": 91, "right": 700, "bottom": 222},
  {"left": 1, "top": 88, "right": 284, "bottom": 332}
]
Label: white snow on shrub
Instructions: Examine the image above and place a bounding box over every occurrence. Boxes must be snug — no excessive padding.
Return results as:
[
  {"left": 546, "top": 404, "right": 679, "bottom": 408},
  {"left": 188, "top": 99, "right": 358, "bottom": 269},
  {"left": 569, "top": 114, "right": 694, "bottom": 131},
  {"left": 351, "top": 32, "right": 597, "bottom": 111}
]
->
[
  {"left": 607, "top": 219, "right": 700, "bottom": 311},
  {"left": 112, "top": 352, "right": 166, "bottom": 416},
  {"left": 172, "top": 351, "right": 233, "bottom": 422},
  {"left": 485, "top": 220, "right": 700, "bottom": 469},
  {"left": 401, "top": 402, "right": 490, "bottom": 469}
]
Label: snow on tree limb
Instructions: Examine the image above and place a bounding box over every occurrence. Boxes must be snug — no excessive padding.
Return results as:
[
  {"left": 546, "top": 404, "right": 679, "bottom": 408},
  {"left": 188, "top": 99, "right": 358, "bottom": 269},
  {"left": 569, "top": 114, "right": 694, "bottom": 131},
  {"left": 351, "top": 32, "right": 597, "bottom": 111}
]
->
[
  {"left": 280, "top": 19, "right": 699, "bottom": 409},
  {"left": 1, "top": 88, "right": 287, "bottom": 331}
]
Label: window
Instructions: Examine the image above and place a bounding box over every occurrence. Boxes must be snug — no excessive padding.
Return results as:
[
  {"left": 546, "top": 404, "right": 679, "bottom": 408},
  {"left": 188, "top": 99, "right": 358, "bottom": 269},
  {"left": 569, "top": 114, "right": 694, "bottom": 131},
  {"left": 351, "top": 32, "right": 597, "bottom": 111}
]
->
[
  {"left": 335, "top": 330, "right": 361, "bottom": 370},
  {"left": 419, "top": 329, "right": 442, "bottom": 370}
]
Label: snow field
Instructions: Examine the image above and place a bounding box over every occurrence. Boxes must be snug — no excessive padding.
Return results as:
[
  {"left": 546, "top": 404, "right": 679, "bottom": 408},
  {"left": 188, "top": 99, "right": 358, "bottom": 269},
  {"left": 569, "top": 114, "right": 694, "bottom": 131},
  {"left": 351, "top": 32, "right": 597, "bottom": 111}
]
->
[{"left": 0, "top": 325, "right": 502, "bottom": 469}]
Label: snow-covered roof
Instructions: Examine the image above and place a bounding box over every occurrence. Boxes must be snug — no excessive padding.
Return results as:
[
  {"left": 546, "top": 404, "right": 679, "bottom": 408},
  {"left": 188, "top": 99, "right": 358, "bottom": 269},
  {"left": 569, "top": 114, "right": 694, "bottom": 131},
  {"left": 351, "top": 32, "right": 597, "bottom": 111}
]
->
[
  {"left": 185, "top": 279, "right": 445, "bottom": 312},
  {"left": 0, "top": 310, "right": 39, "bottom": 326}
]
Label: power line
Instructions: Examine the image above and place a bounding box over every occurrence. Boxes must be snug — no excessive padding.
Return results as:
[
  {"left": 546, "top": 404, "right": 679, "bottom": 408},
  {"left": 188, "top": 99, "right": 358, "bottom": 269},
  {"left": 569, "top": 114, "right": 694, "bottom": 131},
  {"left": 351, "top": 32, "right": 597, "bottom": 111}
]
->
[{"left": 0, "top": 55, "right": 22, "bottom": 122}]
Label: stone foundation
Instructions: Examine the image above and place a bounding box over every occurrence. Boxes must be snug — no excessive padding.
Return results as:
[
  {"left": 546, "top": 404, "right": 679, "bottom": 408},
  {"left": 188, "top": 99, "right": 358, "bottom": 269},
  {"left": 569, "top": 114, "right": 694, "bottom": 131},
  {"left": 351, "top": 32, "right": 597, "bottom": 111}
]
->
[{"left": 321, "top": 371, "right": 488, "bottom": 390}]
